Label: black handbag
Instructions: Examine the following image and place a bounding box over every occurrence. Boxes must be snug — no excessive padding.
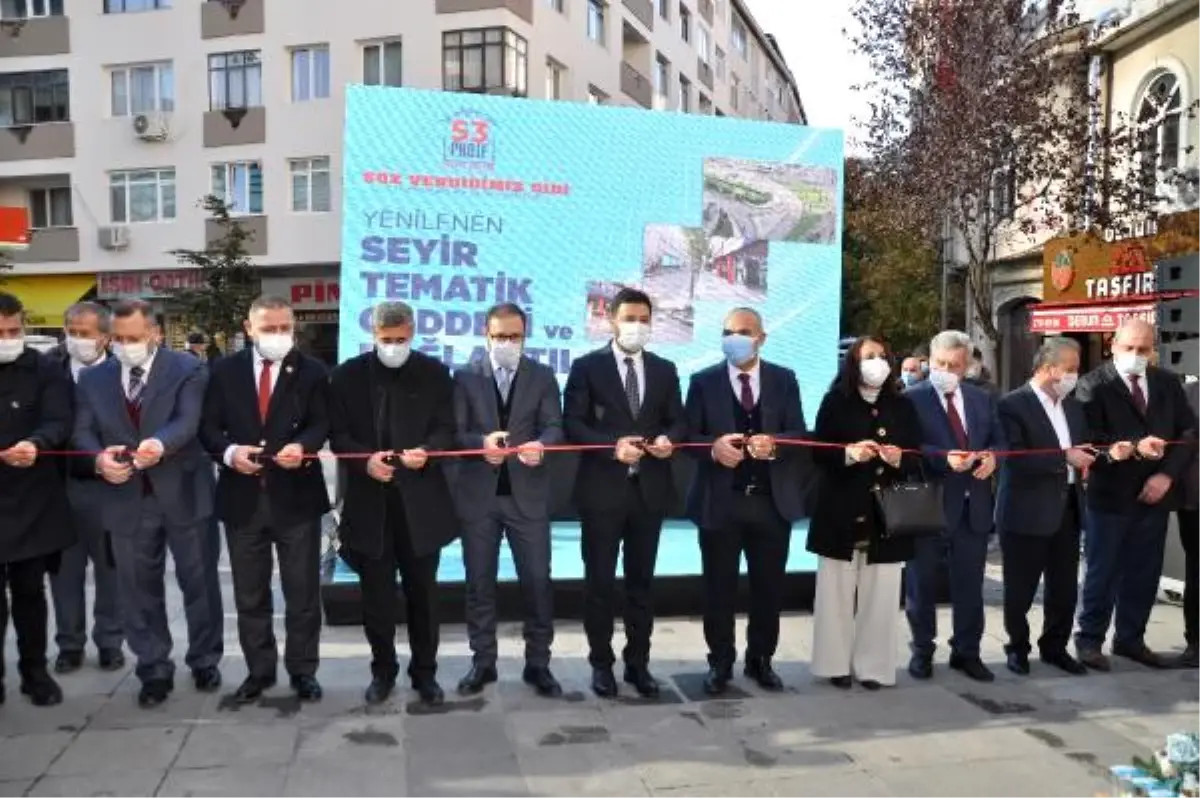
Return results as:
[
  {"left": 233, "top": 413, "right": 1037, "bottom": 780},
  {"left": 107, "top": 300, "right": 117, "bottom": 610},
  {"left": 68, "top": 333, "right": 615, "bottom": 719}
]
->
[{"left": 873, "top": 471, "right": 944, "bottom": 538}]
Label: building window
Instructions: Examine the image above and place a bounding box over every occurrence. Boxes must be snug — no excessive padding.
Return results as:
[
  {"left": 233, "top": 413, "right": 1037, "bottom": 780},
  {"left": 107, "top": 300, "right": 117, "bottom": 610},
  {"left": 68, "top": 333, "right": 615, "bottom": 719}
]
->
[
  {"left": 28, "top": 186, "right": 71, "bottom": 229},
  {"left": 0, "top": 70, "right": 69, "bottom": 125},
  {"left": 110, "top": 62, "right": 174, "bottom": 117},
  {"left": 289, "top": 157, "right": 330, "bottom": 213},
  {"left": 654, "top": 54, "right": 669, "bottom": 99},
  {"left": 714, "top": 46, "right": 725, "bottom": 80},
  {"left": 109, "top": 168, "right": 175, "bottom": 224},
  {"left": 291, "top": 45, "right": 330, "bottom": 102},
  {"left": 443, "top": 28, "right": 528, "bottom": 96},
  {"left": 696, "top": 23, "right": 711, "bottom": 63},
  {"left": 1136, "top": 70, "right": 1184, "bottom": 183},
  {"left": 657, "top": 0, "right": 669, "bottom": 19},
  {"left": 731, "top": 17, "right": 747, "bottom": 57},
  {"left": 587, "top": 0, "right": 605, "bottom": 45},
  {"left": 991, "top": 162, "right": 1016, "bottom": 221},
  {"left": 363, "top": 40, "right": 403, "bottom": 87},
  {"left": 1, "top": 0, "right": 61, "bottom": 18},
  {"left": 588, "top": 85, "right": 608, "bottom": 105},
  {"left": 679, "top": 4, "right": 690, "bottom": 42},
  {"left": 103, "top": 0, "right": 168, "bottom": 11},
  {"left": 212, "top": 161, "right": 263, "bottom": 215},
  {"left": 730, "top": 73, "right": 739, "bottom": 110},
  {"left": 208, "top": 50, "right": 262, "bottom": 110},
  {"left": 679, "top": 75, "right": 691, "bottom": 112},
  {"left": 699, "top": 93, "right": 712, "bottom": 114},
  {"left": 546, "top": 58, "right": 565, "bottom": 100},
  {"left": 545, "top": 0, "right": 563, "bottom": 11}
]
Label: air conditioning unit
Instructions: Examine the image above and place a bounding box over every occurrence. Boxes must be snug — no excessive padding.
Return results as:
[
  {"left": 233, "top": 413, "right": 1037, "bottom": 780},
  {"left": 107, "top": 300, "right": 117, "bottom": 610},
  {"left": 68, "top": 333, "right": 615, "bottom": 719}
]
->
[
  {"left": 98, "top": 226, "right": 130, "bottom": 250},
  {"left": 132, "top": 112, "right": 170, "bottom": 142}
]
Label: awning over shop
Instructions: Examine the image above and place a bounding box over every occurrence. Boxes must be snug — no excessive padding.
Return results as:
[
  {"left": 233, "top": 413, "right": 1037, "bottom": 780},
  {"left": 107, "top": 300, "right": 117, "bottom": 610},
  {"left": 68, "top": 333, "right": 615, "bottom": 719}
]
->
[
  {"left": 1029, "top": 301, "right": 1156, "bottom": 334},
  {"left": 0, "top": 274, "right": 95, "bottom": 328}
]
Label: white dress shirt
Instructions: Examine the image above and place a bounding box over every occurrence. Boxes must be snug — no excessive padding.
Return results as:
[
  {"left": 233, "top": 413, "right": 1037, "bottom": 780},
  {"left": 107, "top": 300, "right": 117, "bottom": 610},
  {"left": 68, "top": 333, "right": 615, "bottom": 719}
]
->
[
  {"left": 612, "top": 342, "right": 645, "bottom": 405},
  {"left": 70, "top": 352, "right": 105, "bottom": 383},
  {"left": 728, "top": 360, "right": 762, "bottom": 404},
  {"left": 1032, "top": 381, "right": 1076, "bottom": 484},
  {"left": 936, "top": 385, "right": 969, "bottom": 434},
  {"left": 223, "top": 349, "right": 282, "bottom": 467},
  {"left": 120, "top": 348, "right": 156, "bottom": 395}
]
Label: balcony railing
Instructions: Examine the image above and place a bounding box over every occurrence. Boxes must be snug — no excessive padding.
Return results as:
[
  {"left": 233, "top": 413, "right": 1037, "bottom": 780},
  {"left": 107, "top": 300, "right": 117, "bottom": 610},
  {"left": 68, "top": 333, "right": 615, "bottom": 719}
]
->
[
  {"left": 620, "top": 61, "right": 653, "bottom": 109},
  {"left": 697, "top": 59, "right": 714, "bottom": 91},
  {"left": 697, "top": 0, "right": 714, "bottom": 24},
  {"left": 622, "top": 0, "right": 654, "bottom": 30}
]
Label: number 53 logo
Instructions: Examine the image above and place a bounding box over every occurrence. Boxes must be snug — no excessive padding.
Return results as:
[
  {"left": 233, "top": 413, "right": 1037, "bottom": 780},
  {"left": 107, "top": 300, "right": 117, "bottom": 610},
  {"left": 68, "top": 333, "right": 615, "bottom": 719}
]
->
[
  {"left": 445, "top": 111, "right": 496, "bottom": 169},
  {"left": 451, "top": 117, "right": 489, "bottom": 144}
]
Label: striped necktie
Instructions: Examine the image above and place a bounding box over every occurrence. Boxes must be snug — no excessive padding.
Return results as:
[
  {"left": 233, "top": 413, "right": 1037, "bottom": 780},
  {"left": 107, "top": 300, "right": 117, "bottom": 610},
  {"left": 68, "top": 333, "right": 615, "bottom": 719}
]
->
[{"left": 127, "top": 366, "right": 145, "bottom": 406}]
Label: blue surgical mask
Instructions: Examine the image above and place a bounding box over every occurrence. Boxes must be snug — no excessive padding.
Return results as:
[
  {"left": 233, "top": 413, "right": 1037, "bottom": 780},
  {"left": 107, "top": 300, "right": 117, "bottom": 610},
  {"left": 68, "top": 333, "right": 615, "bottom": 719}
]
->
[
  {"left": 901, "top": 372, "right": 918, "bottom": 387},
  {"left": 721, "top": 334, "right": 758, "bottom": 367}
]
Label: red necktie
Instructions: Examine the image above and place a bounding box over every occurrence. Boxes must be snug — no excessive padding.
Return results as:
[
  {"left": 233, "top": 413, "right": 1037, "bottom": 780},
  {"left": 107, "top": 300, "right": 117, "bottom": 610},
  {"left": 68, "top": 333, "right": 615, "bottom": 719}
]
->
[
  {"left": 258, "top": 360, "right": 273, "bottom": 422},
  {"left": 738, "top": 373, "right": 755, "bottom": 411},
  {"left": 945, "top": 392, "right": 968, "bottom": 449},
  {"left": 1130, "top": 375, "right": 1147, "bottom": 415}
]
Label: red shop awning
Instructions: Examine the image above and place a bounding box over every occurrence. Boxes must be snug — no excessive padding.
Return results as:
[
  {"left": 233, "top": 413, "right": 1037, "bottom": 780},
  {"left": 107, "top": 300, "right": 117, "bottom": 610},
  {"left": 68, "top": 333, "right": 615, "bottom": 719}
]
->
[{"left": 1029, "top": 301, "right": 1157, "bottom": 334}]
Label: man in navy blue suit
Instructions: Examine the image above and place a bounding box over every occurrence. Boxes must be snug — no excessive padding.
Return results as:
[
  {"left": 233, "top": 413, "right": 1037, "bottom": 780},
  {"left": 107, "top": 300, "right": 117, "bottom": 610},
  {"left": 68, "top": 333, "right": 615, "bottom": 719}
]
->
[{"left": 905, "top": 330, "right": 1005, "bottom": 682}]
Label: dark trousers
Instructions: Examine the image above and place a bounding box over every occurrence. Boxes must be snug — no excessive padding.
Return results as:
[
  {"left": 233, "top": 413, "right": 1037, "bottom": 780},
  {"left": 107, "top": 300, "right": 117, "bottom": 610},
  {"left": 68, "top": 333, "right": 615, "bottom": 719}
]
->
[
  {"left": 700, "top": 493, "right": 791, "bottom": 669},
  {"left": 1001, "top": 494, "right": 1081, "bottom": 656},
  {"left": 0, "top": 555, "right": 53, "bottom": 683},
  {"left": 906, "top": 508, "right": 988, "bottom": 658},
  {"left": 225, "top": 494, "right": 322, "bottom": 680},
  {"left": 109, "top": 495, "right": 224, "bottom": 684},
  {"left": 1076, "top": 504, "right": 1169, "bottom": 651},
  {"left": 463, "top": 496, "right": 553, "bottom": 668},
  {"left": 353, "top": 493, "right": 441, "bottom": 682},
  {"left": 50, "top": 480, "right": 123, "bottom": 654},
  {"left": 580, "top": 480, "right": 663, "bottom": 669},
  {"left": 1179, "top": 509, "right": 1198, "bottom": 648}
]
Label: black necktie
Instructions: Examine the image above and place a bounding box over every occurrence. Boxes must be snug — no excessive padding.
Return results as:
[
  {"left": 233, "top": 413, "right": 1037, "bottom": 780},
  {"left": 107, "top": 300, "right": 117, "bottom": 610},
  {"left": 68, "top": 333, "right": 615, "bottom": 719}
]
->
[{"left": 623, "top": 356, "right": 640, "bottom": 417}]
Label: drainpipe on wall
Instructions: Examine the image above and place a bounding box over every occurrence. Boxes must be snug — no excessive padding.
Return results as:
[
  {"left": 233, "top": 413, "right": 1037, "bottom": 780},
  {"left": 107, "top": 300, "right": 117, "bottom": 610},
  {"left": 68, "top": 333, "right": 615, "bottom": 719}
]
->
[{"left": 1083, "top": 4, "right": 1129, "bottom": 230}]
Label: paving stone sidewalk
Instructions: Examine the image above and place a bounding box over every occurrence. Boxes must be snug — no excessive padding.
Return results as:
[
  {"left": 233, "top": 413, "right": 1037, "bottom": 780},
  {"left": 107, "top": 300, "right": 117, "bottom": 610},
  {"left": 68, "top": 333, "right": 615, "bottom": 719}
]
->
[{"left": 1, "top": 550, "right": 1196, "bottom": 797}]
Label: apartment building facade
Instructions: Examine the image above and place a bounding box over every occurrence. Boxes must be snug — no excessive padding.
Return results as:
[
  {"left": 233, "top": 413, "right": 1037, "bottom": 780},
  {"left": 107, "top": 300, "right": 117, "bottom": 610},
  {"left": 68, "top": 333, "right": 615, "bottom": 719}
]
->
[{"left": 0, "top": 0, "right": 805, "bottom": 355}]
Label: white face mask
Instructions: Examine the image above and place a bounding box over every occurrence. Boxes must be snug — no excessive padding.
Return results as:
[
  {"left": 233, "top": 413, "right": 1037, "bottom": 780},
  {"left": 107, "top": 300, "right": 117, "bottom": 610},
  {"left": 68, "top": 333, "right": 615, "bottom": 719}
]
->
[
  {"left": 66, "top": 336, "right": 102, "bottom": 364},
  {"left": 615, "top": 322, "right": 651, "bottom": 353},
  {"left": 113, "top": 341, "right": 152, "bottom": 369},
  {"left": 860, "top": 358, "right": 892, "bottom": 388},
  {"left": 0, "top": 337, "right": 24, "bottom": 364},
  {"left": 1055, "top": 372, "right": 1079, "bottom": 396},
  {"left": 490, "top": 340, "right": 522, "bottom": 371},
  {"left": 928, "top": 368, "right": 960, "bottom": 395},
  {"left": 966, "top": 363, "right": 982, "bottom": 379},
  {"left": 376, "top": 341, "right": 411, "bottom": 369},
  {"left": 1113, "top": 351, "right": 1148, "bottom": 377},
  {"left": 255, "top": 333, "right": 294, "bottom": 363}
]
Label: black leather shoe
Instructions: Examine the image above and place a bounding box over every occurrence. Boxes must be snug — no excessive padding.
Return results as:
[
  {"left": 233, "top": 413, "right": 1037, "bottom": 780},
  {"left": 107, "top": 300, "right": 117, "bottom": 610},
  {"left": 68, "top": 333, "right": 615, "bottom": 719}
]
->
[
  {"left": 98, "top": 648, "right": 125, "bottom": 672},
  {"left": 949, "top": 654, "right": 995, "bottom": 682},
  {"left": 1041, "top": 650, "right": 1087, "bottom": 676},
  {"left": 703, "top": 667, "right": 732, "bottom": 695},
  {"left": 0, "top": 682, "right": 5, "bottom": 704},
  {"left": 860, "top": 680, "right": 882, "bottom": 691},
  {"left": 54, "top": 651, "right": 83, "bottom": 674},
  {"left": 1076, "top": 646, "right": 1111, "bottom": 672},
  {"left": 1112, "top": 642, "right": 1167, "bottom": 669},
  {"left": 522, "top": 666, "right": 563, "bottom": 698},
  {"left": 828, "top": 675, "right": 852, "bottom": 690},
  {"left": 1006, "top": 651, "right": 1031, "bottom": 675},
  {"left": 412, "top": 677, "right": 445, "bottom": 706},
  {"left": 1177, "top": 645, "right": 1199, "bottom": 669},
  {"left": 744, "top": 659, "right": 784, "bottom": 691},
  {"left": 456, "top": 664, "right": 498, "bottom": 696},
  {"left": 591, "top": 667, "right": 618, "bottom": 698},
  {"left": 908, "top": 654, "right": 933, "bottom": 680},
  {"left": 20, "top": 671, "right": 63, "bottom": 707},
  {"left": 192, "top": 667, "right": 222, "bottom": 692},
  {"left": 291, "top": 675, "right": 322, "bottom": 702},
  {"left": 622, "top": 664, "right": 660, "bottom": 698},
  {"left": 364, "top": 677, "right": 394, "bottom": 705},
  {"left": 233, "top": 675, "right": 275, "bottom": 704},
  {"left": 137, "top": 679, "right": 173, "bottom": 708}
]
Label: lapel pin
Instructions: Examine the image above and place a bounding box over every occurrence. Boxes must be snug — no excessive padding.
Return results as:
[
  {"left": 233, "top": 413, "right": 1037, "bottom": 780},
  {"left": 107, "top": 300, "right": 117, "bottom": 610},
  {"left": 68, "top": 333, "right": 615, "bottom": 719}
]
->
[
  {"left": 285, "top": 365, "right": 294, "bottom": 374},
  {"left": 10, "top": 400, "right": 17, "bottom": 408}
]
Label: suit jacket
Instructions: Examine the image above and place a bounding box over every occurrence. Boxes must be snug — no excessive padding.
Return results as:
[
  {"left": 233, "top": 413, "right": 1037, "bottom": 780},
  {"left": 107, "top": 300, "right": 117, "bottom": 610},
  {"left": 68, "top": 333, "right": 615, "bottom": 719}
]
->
[
  {"left": 806, "top": 388, "right": 922, "bottom": 563},
  {"left": 563, "top": 344, "right": 686, "bottom": 515},
  {"left": 1184, "top": 380, "right": 1198, "bottom": 511},
  {"left": 995, "top": 384, "right": 1088, "bottom": 538},
  {"left": 684, "top": 360, "right": 811, "bottom": 528},
  {"left": 47, "top": 344, "right": 109, "bottom": 482},
  {"left": 73, "top": 348, "right": 214, "bottom": 533},
  {"left": 1075, "top": 362, "right": 1197, "bottom": 514},
  {"left": 906, "top": 380, "right": 1005, "bottom": 534},
  {"left": 0, "top": 348, "right": 74, "bottom": 562},
  {"left": 199, "top": 348, "right": 331, "bottom": 528},
  {"left": 328, "top": 350, "right": 458, "bottom": 559},
  {"left": 453, "top": 354, "right": 563, "bottom": 523}
]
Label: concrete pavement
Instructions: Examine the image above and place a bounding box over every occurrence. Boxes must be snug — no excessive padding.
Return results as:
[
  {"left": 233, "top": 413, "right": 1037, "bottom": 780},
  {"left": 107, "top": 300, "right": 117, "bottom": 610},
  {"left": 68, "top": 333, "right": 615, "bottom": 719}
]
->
[{"left": 1, "top": 544, "right": 1196, "bottom": 796}]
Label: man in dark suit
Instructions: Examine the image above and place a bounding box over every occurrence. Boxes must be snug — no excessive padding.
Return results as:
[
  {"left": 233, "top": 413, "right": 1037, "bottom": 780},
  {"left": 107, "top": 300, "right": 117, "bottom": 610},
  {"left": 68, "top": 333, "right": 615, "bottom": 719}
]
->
[
  {"left": 685, "top": 307, "right": 810, "bottom": 694},
  {"left": 453, "top": 303, "right": 563, "bottom": 698},
  {"left": 200, "top": 296, "right": 329, "bottom": 704},
  {"left": 1073, "top": 319, "right": 1197, "bottom": 670},
  {"left": 48, "top": 302, "right": 125, "bottom": 676},
  {"left": 563, "top": 287, "right": 686, "bottom": 698},
  {"left": 0, "top": 292, "right": 74, "bottom": 706},
  {"left": 996, "top": 337, "right": 1094, "bottom": 677},
  {"left": 329, "top": 301, "right": 458, "bottom": 707},
  {"left": 74, "top": 299, "right": 223, "bottom": 708},
  {"left": 1178, "top": 379, "right": 1198, "bottom": 668},
  {"left": 905, "top": 329, "right": 1005, "bottom": 683}
]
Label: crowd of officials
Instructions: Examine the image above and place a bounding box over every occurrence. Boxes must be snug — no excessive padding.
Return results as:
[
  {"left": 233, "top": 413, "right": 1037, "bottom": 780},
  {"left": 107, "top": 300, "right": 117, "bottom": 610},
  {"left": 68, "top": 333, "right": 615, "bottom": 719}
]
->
[{"left": 0, "top": 287, "right": 1195, "bottom": 711}]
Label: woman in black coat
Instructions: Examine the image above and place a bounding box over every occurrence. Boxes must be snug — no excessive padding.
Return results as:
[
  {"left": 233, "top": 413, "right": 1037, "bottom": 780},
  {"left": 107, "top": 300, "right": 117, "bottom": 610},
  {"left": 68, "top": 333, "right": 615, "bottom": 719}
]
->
[{"left": 807, "top": 335, "right": 923, "bottom": 690}]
